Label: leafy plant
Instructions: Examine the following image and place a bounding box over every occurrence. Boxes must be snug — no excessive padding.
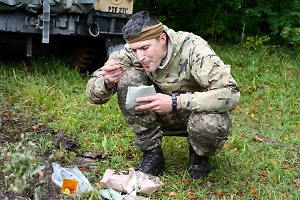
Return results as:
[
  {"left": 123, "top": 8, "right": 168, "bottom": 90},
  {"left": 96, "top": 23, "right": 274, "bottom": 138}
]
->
[
  {"left": 243, "top": 35, "right": 270, "bottom": 49},
  {"left": 1, "top": 135, "right": 36, "bottom": 194}
]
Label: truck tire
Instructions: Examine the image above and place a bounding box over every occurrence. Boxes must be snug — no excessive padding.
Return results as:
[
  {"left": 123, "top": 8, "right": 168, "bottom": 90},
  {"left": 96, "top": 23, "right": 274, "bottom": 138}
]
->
[{"left": 43, "top": 36, "right": 107, "bottom": 73}]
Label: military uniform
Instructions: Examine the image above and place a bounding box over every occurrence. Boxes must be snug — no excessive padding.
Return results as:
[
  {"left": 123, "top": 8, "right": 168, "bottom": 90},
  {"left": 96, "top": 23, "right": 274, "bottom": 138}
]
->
[{"left": 87, "top": 25, "right": 240, "bottom": 156}]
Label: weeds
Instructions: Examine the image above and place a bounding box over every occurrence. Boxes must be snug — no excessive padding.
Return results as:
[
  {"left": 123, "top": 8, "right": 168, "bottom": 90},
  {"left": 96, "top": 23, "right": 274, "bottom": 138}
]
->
[{"left": 1, "top": 135, "right": 36, "bottom": 194}]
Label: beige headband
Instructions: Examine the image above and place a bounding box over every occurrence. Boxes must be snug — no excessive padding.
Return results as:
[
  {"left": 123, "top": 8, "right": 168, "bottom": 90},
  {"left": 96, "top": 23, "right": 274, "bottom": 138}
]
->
[{"left": 126, "top": 23, "right": 164, "bottom": 44}]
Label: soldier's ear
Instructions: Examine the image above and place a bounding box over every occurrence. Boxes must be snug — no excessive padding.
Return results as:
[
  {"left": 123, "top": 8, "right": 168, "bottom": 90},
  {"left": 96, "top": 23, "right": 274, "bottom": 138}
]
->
[{"left": 160, "top": 33, "right": 167, "bottom": 46}]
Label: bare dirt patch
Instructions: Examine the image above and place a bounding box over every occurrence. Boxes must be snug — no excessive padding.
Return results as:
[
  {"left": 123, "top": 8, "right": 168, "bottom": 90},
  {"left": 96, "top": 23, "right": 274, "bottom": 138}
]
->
[
  {"left": 0, "top": 105, "right": 62, "bottom": 199},
  {"left": 0, "top": 105, "right": 101, "bottom": 200}
]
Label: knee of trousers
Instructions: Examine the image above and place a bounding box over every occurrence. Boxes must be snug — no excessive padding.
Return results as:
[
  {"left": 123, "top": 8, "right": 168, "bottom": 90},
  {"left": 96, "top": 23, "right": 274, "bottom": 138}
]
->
[
  {"left": 187, "top": 112, "right": 232, "bottom": 156},
  {"left": 116, "top": 68, "right": 159, "bottom": 136}
]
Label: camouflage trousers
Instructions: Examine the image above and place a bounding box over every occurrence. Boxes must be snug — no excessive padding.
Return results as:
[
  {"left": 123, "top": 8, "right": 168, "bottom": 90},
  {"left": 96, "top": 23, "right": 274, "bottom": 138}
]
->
[{"left": 117, "top": 68, "right": 232, "bottom": 156}]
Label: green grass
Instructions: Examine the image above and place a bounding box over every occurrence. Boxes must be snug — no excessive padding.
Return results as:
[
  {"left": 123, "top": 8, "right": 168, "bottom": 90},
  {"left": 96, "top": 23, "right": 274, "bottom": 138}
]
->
[{"left": 0, "top": 45, "right": 299, "bottom": 199}]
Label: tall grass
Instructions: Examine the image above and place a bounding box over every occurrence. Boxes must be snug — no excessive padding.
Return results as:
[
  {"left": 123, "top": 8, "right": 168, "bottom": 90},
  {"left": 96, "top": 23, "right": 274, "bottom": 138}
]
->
[{"left": 0, "top": 46, "right": 299, "bottom": 199}]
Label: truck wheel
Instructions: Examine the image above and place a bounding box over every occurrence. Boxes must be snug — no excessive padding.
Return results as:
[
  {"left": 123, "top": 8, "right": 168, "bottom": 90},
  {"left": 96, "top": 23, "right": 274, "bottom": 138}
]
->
[
  {"left": 70, "top": 44, "right": 106, "bottom": 74},
  {"left": 44, "top": 36, "right": 107, "bottom": 74}
]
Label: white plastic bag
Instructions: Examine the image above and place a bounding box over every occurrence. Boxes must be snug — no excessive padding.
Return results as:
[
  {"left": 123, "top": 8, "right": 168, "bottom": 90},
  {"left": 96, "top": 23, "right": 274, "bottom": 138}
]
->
[{"left": 34, "top": 162, "right": 93, "bottom": 194}]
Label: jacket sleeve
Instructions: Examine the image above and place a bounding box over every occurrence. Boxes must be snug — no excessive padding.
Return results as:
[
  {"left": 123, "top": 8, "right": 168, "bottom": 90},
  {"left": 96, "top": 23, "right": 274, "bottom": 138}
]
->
[
  {"left": 86, "top": 69, "right": 117, "bottom": 104},
  {"left": 180, "top": 42, "right": 240, "bottom": 113},
  {"left": 86, "top": 47, "right": 135, "bottom": 104}
]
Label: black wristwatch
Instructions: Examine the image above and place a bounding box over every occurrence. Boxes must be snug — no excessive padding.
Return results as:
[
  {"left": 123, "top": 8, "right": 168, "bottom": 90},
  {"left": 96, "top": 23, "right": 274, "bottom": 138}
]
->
[{"left": 171, "top": 93, "right": 177, "bottom": 111}]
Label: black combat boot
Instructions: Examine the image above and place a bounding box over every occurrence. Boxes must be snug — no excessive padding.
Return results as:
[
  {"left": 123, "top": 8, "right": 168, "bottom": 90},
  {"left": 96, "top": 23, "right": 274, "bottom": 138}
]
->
[
  {"left": 135, "top": 147, "right": 165, "bottom": 176},
  {"left": 188, "top": 145, "right": 210, "bottom": 179}
]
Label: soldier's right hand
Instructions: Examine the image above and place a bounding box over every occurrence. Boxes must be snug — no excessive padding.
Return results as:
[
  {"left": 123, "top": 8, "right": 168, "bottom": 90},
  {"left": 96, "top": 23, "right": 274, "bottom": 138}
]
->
[{"left": 101, "top": 62, "right": 125, "bottom": 89}]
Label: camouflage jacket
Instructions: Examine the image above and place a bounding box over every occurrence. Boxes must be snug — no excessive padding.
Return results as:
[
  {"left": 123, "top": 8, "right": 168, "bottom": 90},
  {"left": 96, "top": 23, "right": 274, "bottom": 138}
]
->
[{"left": 87, "top": 25, "right": 240, "bottom": 113}]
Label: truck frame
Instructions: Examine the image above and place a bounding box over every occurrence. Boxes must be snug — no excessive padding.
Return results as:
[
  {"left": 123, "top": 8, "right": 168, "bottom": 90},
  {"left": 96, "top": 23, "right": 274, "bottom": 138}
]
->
[{"left": 0, "top": 0, "right": 133, "bottom": 71}]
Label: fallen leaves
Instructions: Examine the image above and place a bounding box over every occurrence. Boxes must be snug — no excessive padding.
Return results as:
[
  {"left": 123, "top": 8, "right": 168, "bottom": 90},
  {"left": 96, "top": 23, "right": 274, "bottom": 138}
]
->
[
  {"left": 187, "top": 193, "right": 197, "bottom": 199},
  {"left": 168, "top": 178, "right": 198, "bottom": 199},
  {"left": 168, "top": 191, "right": 178, "bottom": 197},
  {"left": 249, "top": 108, "right": 258, "bottom": 118},
  {"left": 230, "top": 147, "right": 238, "bottom": 152},
  {"left": 223, "top": 142, "right": 229, "bottom": 147},
  {"left": 282, "top": 165, "right": 294, "bottom": 171},
  {"left": 294, "top": 179, "right": 300, "bottom": 191},
  {"left": 54, "top": 130, "right": 80, "bottom": 151},
  {"left": 253, "top": 134, "right": 263, "bottom": 142},
  {"left": 31, "top": 125, "right": 38, "bottom": 131},
  {"left": 214, "top": 190, "right": 225, "bottom": 197},
  {"left": 249, "top": 188, "right": 257, "bottom": 196},
  {"left": 168, "top": 191, "right": 198, "bottom": 199},
  {"left": 252, "top": 134, "right": 300, "bottom": 151},
  {"left": 3, "top": 111, "right": 12, "bottom": 118},
  {"left": 257, "top": 171, "right": 267, "bottom": 177},
  {"left": 183, "top": 178, "right": 190, "bottom": 185},
  {"left": 80, "top": 167, "right": 87, "bottom": 172},
  {"left": 81, "top": 152, "right": 103, "bottom": 159}
]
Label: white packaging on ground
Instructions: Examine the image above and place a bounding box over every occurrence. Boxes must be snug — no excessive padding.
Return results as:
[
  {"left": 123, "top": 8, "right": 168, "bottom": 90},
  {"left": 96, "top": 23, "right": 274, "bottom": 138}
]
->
[{"left": 34, "top": 162, "right": 93, "bottom": 194}]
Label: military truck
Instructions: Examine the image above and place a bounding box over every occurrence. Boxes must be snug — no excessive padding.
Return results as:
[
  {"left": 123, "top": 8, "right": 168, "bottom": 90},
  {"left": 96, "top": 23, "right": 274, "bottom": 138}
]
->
[{"left": 0, "top": 0, "right": 133, "bottom": 71}]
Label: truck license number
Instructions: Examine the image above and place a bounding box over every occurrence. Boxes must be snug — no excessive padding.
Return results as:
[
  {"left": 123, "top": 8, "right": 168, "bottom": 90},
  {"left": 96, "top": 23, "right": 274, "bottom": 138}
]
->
[{"left": 108, "top": 6, "right": 129, "bottom": 14}]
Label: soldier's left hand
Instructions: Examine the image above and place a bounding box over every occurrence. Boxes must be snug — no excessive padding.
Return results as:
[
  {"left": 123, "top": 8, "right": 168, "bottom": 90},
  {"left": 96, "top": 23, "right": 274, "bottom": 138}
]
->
[{"left": 135, "top": 93, "right": 173, "bottom": 114}]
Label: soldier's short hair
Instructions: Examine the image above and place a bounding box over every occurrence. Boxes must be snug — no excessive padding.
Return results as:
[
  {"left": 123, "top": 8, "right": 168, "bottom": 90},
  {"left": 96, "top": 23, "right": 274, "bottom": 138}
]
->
[{"left": 122, "top": 11, "right": 161, "bottom": 42}]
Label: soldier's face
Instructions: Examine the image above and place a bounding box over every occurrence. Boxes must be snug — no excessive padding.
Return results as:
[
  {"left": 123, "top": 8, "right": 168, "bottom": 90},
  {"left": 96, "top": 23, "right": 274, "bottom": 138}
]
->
[{"left": 129, "top": 34, "right": 167, "bottom": 72}]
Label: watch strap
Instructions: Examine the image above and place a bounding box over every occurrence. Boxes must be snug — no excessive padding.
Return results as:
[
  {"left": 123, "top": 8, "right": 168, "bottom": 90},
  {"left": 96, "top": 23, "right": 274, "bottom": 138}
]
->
[{"left": 171, "top": 93, "right": 177, "bottom": 111}]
